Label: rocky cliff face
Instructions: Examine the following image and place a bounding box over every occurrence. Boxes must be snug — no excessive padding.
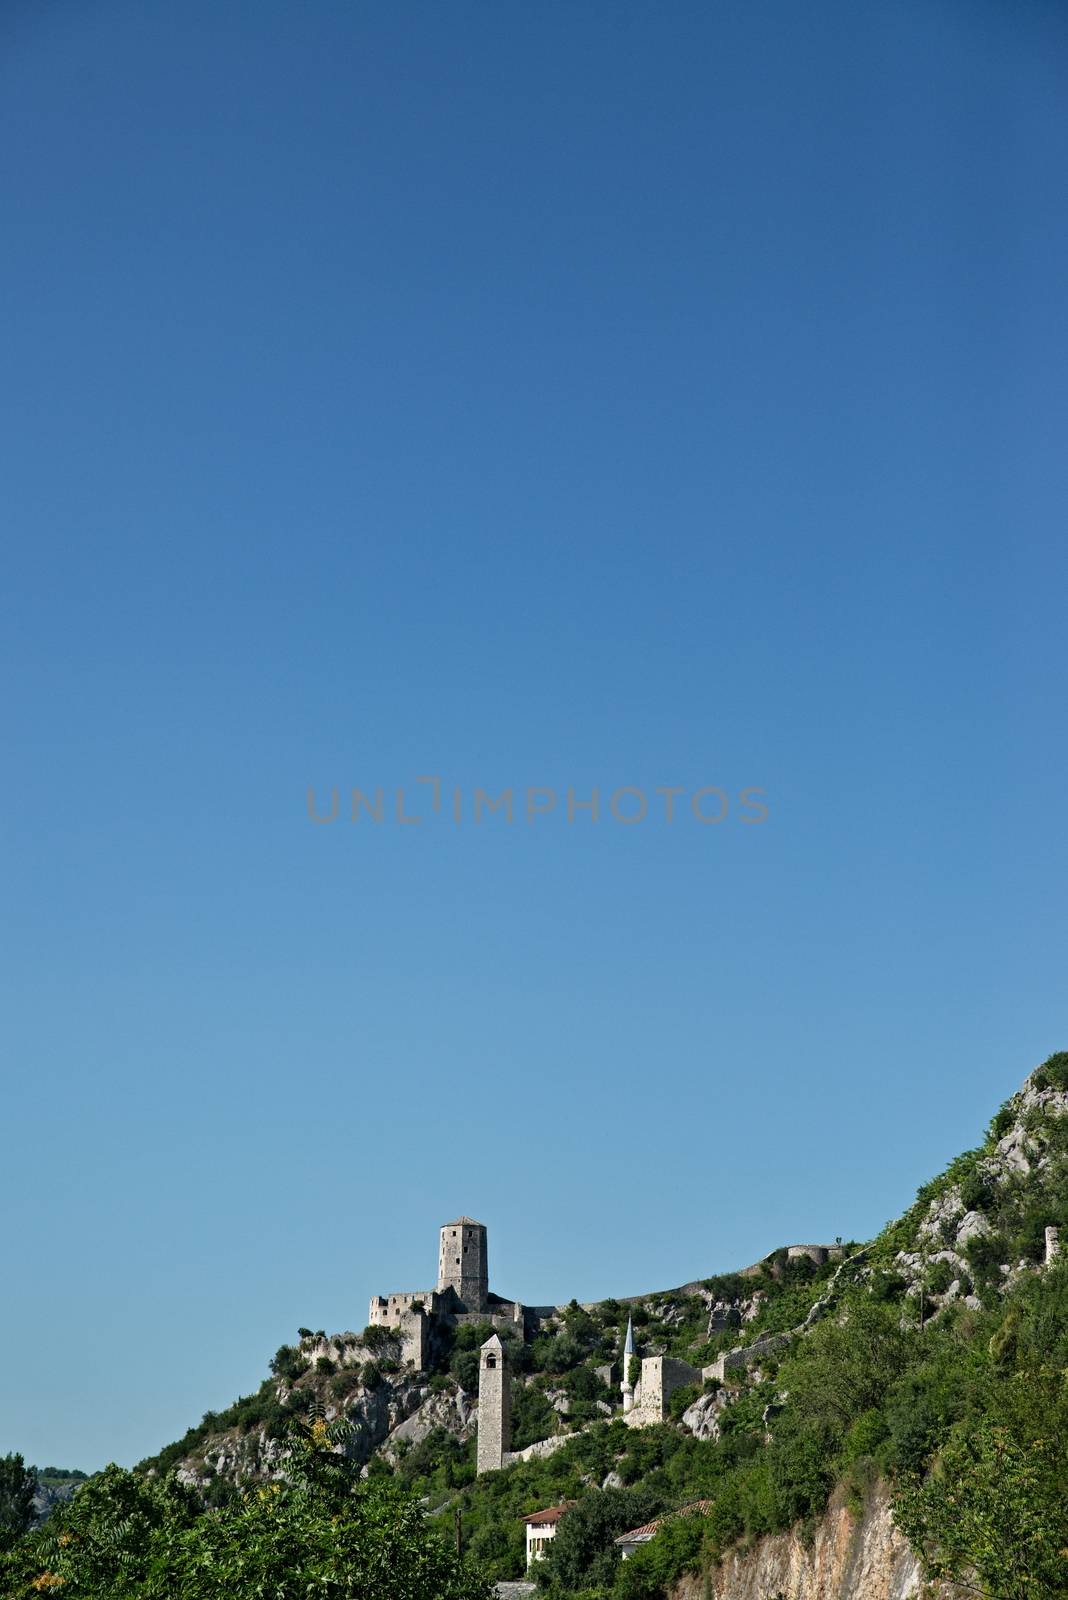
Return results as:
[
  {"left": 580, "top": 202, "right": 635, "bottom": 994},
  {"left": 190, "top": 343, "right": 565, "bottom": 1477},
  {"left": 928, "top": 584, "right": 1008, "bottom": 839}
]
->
[
  {"left": 174, "top": 1365, "right": 437, "bottom": 1487},
  {"left": 890, "top": 1068, "right": 1068, "bottom": 1315},
  {"left": 668, "top": 1482, "right": 968, "bottom": 1600},
  {"left": 31, "top": 1479, "right": 80, "bottom": 1526}
]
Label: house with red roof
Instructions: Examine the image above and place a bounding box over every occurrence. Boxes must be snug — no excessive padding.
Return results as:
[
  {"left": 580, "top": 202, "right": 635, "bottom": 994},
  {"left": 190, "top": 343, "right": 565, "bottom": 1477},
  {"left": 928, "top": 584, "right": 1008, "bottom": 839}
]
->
[
  {"left": 520, "top": 1500, "right": 577, "bottom": 1565},
  {"left": 614, "top": 1499, "right": 715, "bottom": 1560}
]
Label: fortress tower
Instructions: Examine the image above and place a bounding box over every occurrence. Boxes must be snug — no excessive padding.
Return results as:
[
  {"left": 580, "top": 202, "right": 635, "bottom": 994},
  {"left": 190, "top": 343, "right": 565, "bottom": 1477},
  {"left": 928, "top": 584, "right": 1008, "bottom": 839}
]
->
[
  {"left": 438, "top": 1216, "right": 488, "bottom": 1312},
  {"left": 476, "top": 1332, "right": 511, "bottom": 1474}
]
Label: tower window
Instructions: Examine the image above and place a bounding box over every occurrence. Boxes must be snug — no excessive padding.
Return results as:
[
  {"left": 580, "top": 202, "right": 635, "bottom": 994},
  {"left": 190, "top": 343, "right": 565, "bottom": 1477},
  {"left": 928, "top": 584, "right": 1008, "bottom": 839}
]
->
[{"left": 486, "top": 1355, "right": 496, "bottom": 1368}]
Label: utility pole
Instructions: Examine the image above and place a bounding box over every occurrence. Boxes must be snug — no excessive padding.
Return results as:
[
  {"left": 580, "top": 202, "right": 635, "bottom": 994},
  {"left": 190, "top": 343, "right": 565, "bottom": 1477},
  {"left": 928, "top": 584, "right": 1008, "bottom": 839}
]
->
[{"left": 455, "top": 1505, "right": 462, "bottom": 1559}]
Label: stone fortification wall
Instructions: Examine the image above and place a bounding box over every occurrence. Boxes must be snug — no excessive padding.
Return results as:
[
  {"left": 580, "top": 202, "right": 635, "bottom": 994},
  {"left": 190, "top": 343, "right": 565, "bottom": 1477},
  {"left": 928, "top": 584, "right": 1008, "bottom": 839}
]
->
[
  {"left": 624, "top": 1355, "right": 702, "bottom": 1427},
  {"left": 368, "top": 1290, "right": 441, "bottom": 1328},
  {"left": 702, "top": 1332, "right": 790, "bottom": 1384}
]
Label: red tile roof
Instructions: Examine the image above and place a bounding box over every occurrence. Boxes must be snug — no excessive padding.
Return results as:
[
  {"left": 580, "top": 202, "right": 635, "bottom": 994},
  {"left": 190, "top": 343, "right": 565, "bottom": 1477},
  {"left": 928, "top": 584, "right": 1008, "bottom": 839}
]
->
[
  {"left": 615, "top": 1500, "right": 715, "bottom": 1544},
  {"left": 521, "top": 1501, "right": 577, "bottom": 1525}
]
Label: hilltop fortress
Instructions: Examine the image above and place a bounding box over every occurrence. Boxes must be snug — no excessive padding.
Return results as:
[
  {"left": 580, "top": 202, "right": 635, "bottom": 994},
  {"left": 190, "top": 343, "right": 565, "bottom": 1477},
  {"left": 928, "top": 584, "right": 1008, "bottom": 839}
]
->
[
  {"left": 368, "top": 1217, "right": 554, "bottom": 1368},
  {"left": 370, "top": 1217, "right": 845, "bottom": 1474}
]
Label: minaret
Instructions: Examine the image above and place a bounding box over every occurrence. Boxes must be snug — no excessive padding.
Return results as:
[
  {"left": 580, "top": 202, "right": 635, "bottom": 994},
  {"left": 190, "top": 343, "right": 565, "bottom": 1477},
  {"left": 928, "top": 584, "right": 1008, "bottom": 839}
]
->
[
  {"left": 621, "top": 1315, "right": 635, "bottom": 1414},
  {"left": 476, "top": 1333, "right": 512, "bottom": 1474}
]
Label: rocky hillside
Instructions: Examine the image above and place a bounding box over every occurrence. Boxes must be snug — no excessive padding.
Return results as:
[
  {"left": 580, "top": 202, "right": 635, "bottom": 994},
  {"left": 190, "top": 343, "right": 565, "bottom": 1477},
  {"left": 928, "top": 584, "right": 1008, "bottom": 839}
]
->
[
  {"left": 878, "top": 1061, "right": 1067, "bottom": 1304},
  {"left": 138, "top": 1327, "right": 445, "bottom": 1489},
  {"left": 139, "top": 1256, "right": 854, "bottom": 1499},
  {"left": 30, "top": 1470, "right": 86, "bottom": 1528},
  {"left": 667, "top": 1480, "right": 971, "bottom": 1600},
  {"left": 135, "top": 1053, "right": 1068, "bottom": 1598}
]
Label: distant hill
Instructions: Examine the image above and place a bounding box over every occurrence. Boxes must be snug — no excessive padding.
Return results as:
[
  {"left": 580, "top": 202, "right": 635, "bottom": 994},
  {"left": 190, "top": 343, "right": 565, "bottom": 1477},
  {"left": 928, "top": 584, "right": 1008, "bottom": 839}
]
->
[{"left": 30, "top": 1468, "right": 86, "bottom": 1527}]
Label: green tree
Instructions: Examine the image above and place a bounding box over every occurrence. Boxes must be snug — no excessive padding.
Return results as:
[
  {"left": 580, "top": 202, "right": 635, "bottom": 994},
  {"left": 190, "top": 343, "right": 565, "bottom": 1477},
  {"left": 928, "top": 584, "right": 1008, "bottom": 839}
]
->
[
  {"left": 150, "top": 1477, "right": 489, "bottom": 1600},
  {"left": 613, "top": 1511, "right": 708, "bottom": 1599},
  {"left": 777, "top": 1299, "right": 913, "bottom": 1454},
  {"left": 0, "top": 1462, "right": 197, "bottom": 1596},
  {"left": 894, "top": 1421, "right": 1068, "bottom": 1598},
  {"left": 538, "top": 1487, "right": 659, "bottom": 1592},
  {"left": 1, "top": 1423, "right": 489, "bottom": 1600},
  {"left": 0, "top": 1456, "right": 37, "bottom": 1553}
]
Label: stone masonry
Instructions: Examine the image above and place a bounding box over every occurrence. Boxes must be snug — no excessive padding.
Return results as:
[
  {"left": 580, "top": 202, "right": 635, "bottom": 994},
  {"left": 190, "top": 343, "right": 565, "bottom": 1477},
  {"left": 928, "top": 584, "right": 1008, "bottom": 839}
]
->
[
  {"left": 476, "top": 1333, "right": 512, "bottom": 1474},
  {"left": 623, "top": 1354, "right": 703, "bottom": 1427},
  {"left": 368, "top": 1216, "right": 533, "bottom": 1337},
  {"left": 439, "top": 1217, "right": 489, "bottom": 1310}
]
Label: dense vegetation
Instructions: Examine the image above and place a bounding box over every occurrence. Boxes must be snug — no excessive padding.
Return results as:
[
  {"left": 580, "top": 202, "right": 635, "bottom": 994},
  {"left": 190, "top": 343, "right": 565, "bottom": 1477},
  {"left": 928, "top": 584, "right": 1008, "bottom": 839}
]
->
[
  {"left": 5, "top": 1055, "right": 1068, "bottom": 1599},
  {"left": 0, "top": 1420, "right": 487, "bottom": 1599},
  {"left": 0, "top": 1459, "right": 37, "bottom": 1555},
  {"left": 413, "top": 1057, "right": 1068, "bottom": 1597},
  {"left": 297, "top": 1235, "right": 1068, "bottom": 1598}
]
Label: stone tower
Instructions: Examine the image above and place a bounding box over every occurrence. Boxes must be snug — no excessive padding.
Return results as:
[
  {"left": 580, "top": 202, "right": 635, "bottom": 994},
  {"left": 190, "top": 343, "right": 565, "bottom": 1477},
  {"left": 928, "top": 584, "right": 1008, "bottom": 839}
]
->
[
  {"left": 621, "top": 1315, "right": 636, "bottom": 1414},
  {"left": 438, "top": 1216, "right": 488, "bottom": 1312},
  {"left": 476, "top": 1333, "right": 511, "bottom": 1474}
]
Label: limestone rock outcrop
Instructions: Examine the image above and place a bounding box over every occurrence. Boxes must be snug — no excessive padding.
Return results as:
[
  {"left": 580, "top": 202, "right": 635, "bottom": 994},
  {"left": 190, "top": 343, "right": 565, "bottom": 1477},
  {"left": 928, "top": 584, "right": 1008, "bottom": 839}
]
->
[{"left": 668, "top": 1481, "right": 970, "bottom": 1600}]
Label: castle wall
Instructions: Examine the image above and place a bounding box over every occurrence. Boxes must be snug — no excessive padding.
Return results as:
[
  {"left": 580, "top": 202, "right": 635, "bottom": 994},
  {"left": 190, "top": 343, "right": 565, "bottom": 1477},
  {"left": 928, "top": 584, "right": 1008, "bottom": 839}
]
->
[
  {"left": 367, "top": 1290, "right": 440, "bottom": 1329},
  {"left": 786, "top": 1244, "right": 844, "bottom": 1266},
  {"left": 398, "top": 1309, "right": 429, "bottom": 1369},
  {"left": 451, "top": 1312, "right": 508, "bottom": 1331},
  {"left": 703, "top": 1332, "right": 790, "bottom": 1384},
  {"left": 506, "top": 1433, "right": 572, "bottom": 1466}
]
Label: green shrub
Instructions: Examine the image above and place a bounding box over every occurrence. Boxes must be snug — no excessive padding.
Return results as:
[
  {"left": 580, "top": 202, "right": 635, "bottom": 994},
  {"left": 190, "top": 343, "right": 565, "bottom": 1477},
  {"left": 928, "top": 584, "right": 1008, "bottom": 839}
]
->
[
  {"left": 511, "top": 1383, "right": 557, "bottom": 1451},
  {"left": 613, "top": 1508, "right": 708, "bottom": 1599},
  {"left": 269, "top": 1345, "right": 310, "bottom": 1383},
  {"left": 959, "top": 1170, "right": 995, "bottom": 1214},
  {"left": 925, "top": 1261, "right": 955, "bottom": 1296},
  {"left": 964, "top": 1232, "right": 1006, "bottom": 1284},
  {"left": 564, "top": 1365, "right": 607, "bottom": 1403},
  {"left": 668, "top": 1385, "right": 699, "bottom": 1421},
  {"left": 1036, "top": 1049, "right": 1068, "bottom": 1088},
  {"left": 869, "top": 1271, "right": 906, "bottom": 1303},
  {"left": 329, "top": 1368, "right": 364, "bottom": 1402},
  {"left": 450, "top": 1350, "right": 480, "bottom": 1393},
  {"left": 987, "top": 1104, "right": 1014, "bottom": 1143},
  {"left": 840, "top": 1407, "right": 889, "bottom": 1466}
]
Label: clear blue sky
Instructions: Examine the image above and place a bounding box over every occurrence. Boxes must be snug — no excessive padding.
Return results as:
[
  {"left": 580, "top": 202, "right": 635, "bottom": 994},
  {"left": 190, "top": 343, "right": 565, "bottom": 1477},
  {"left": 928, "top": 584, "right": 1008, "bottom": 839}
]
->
[{"left": 2, "top": 0, "right": 1066, "bottom": 1472}]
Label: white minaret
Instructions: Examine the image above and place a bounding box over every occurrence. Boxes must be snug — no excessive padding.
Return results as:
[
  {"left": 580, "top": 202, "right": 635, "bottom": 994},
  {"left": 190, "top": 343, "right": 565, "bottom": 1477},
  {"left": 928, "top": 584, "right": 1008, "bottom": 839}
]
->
[{"left": 621, "top": 1315, "right": 635, "bottom": 1414}]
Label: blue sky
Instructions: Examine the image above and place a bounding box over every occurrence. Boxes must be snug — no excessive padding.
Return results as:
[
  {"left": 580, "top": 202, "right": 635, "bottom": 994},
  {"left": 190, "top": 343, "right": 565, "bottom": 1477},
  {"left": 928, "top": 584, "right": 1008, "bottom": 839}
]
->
[{"left": 2, "top": 0, "right": 1066, "bottom": 1471}]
